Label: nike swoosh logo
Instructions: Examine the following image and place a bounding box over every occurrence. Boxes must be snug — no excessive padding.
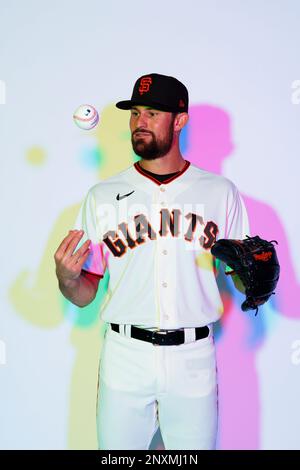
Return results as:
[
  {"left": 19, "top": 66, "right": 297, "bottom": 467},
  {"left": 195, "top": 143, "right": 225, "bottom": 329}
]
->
[{"left": 116, "top": 190, "right": 135, "bottom": 201}]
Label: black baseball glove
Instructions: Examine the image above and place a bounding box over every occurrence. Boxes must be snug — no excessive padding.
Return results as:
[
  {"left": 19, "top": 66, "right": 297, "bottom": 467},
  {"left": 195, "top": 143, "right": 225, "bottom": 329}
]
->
[{"left": 211, "top": 235, "right": 280, "bottom": 314}]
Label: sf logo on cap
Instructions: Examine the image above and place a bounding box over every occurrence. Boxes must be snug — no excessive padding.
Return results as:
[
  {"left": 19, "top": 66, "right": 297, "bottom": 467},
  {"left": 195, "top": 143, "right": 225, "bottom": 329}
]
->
[{"left": 139, "top": 77, "right": 152, "bottom": 95}]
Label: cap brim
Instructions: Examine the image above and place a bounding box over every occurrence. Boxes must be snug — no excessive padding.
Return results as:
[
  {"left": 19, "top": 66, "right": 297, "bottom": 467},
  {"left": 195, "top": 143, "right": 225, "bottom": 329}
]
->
[
  {"left": 115, "top": 100, "right": 178, "bottom": 112},
  {"left": 115, "top": 100, "right": 134, "bottom": 110}
]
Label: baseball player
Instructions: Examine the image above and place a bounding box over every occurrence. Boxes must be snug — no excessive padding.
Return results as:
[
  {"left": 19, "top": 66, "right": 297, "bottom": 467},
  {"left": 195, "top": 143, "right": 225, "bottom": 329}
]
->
[{"left": 54, "top": 73, "right": 249, "bottom": 450}]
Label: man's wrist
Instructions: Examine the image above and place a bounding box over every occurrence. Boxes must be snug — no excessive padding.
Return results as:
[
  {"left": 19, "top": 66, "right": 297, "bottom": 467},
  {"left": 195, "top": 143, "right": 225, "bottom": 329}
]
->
[{"left": 58, "top": 276, "right": 79, "bottom": 290}]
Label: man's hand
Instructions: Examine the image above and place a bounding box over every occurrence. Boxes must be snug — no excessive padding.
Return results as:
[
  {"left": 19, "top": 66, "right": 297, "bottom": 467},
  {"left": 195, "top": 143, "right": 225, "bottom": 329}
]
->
[{"left": 54, "top": 230, "right": 90, "bottom": 287}]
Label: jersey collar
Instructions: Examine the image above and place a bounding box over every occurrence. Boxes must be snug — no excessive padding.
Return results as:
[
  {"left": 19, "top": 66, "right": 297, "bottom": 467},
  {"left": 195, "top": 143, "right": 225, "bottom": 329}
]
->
[{"left": 134, "top": 160, "right": 190, "bottom": 186}]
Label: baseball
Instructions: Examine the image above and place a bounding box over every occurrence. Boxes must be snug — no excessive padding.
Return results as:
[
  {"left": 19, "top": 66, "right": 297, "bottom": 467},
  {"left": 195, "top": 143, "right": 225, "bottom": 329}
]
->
[{"left": 73, "top": 104, "right": 99, "bottom": 130}]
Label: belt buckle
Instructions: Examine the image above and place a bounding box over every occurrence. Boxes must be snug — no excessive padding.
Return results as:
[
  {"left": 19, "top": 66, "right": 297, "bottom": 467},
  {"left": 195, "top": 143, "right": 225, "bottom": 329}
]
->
[{"left": 151, "top": 330, "right": 167, "bottom": 346}]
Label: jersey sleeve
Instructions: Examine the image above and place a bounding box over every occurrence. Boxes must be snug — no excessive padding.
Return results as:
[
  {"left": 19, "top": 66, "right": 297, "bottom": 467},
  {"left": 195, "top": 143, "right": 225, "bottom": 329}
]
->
[
  {"left": 73, "top": 189, "right": 105, "bottom": 277},
  {"left": 223, "top": 186, "right": 249, "bottom": 275},
  {"left": 225, "top": 185, "right": 250, "bottom": 240}
]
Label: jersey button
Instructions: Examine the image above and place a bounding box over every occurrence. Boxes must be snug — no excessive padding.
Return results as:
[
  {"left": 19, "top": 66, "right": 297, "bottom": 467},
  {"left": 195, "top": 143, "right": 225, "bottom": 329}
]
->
[
  {"left": 160, "top": 201, "right": 166, "bottom": 206},
  {"left": 160, "top": 186, "right": 166, "bottom": 192},
  {"left": 162, "top": 249, "right": 168, "bottom": 255},
  {"left": 164, "top": 315, "right": 169, "bottom": 320},
  {"left": 162, "top": 282, "right": 168, "bottom": 288}
]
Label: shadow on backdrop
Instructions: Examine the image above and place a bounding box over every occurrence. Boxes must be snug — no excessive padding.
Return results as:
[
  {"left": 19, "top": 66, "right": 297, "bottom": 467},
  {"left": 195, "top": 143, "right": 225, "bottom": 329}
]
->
[
  {"left": 184, "top": 104, "right": 300, "bottom": 450},
  {"left": 9, "top": 104, "right": 137, "bottom": 449}
]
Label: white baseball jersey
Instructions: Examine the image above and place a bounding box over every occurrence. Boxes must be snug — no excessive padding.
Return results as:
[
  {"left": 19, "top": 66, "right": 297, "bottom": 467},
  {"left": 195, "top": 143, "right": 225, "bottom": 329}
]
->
[{"left": 74, "top": 160, "right": 249, "bottom": 329}]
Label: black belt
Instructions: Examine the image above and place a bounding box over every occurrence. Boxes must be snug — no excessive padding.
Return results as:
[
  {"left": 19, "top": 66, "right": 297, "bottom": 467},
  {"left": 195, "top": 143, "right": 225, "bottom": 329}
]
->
[{"left": 110, "top": 323, "right": 209, "bottom": 346}]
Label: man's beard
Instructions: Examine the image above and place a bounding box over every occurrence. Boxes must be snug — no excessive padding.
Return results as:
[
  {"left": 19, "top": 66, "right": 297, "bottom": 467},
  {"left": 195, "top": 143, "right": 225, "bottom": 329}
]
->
[{"left": 131, "top": 122, "right": 174, "bottom": 160}]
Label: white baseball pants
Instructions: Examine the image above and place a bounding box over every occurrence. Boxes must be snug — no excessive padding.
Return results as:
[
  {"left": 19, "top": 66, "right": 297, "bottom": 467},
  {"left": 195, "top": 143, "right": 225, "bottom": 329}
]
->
[{"left": 96, "top": 324, "right": 218, "bottom": 450}]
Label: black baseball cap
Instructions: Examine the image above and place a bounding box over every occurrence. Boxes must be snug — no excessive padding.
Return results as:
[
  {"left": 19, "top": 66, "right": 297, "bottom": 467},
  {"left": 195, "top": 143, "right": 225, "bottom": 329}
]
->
[{"left": 116, "top": 73, "right": 189, "bottom": 113}]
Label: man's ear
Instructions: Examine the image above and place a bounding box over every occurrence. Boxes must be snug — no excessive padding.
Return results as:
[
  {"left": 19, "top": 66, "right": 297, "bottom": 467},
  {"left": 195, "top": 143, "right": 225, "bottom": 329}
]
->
[{"left": 174, "top": 112, "right": 189, "bottom": 132}]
